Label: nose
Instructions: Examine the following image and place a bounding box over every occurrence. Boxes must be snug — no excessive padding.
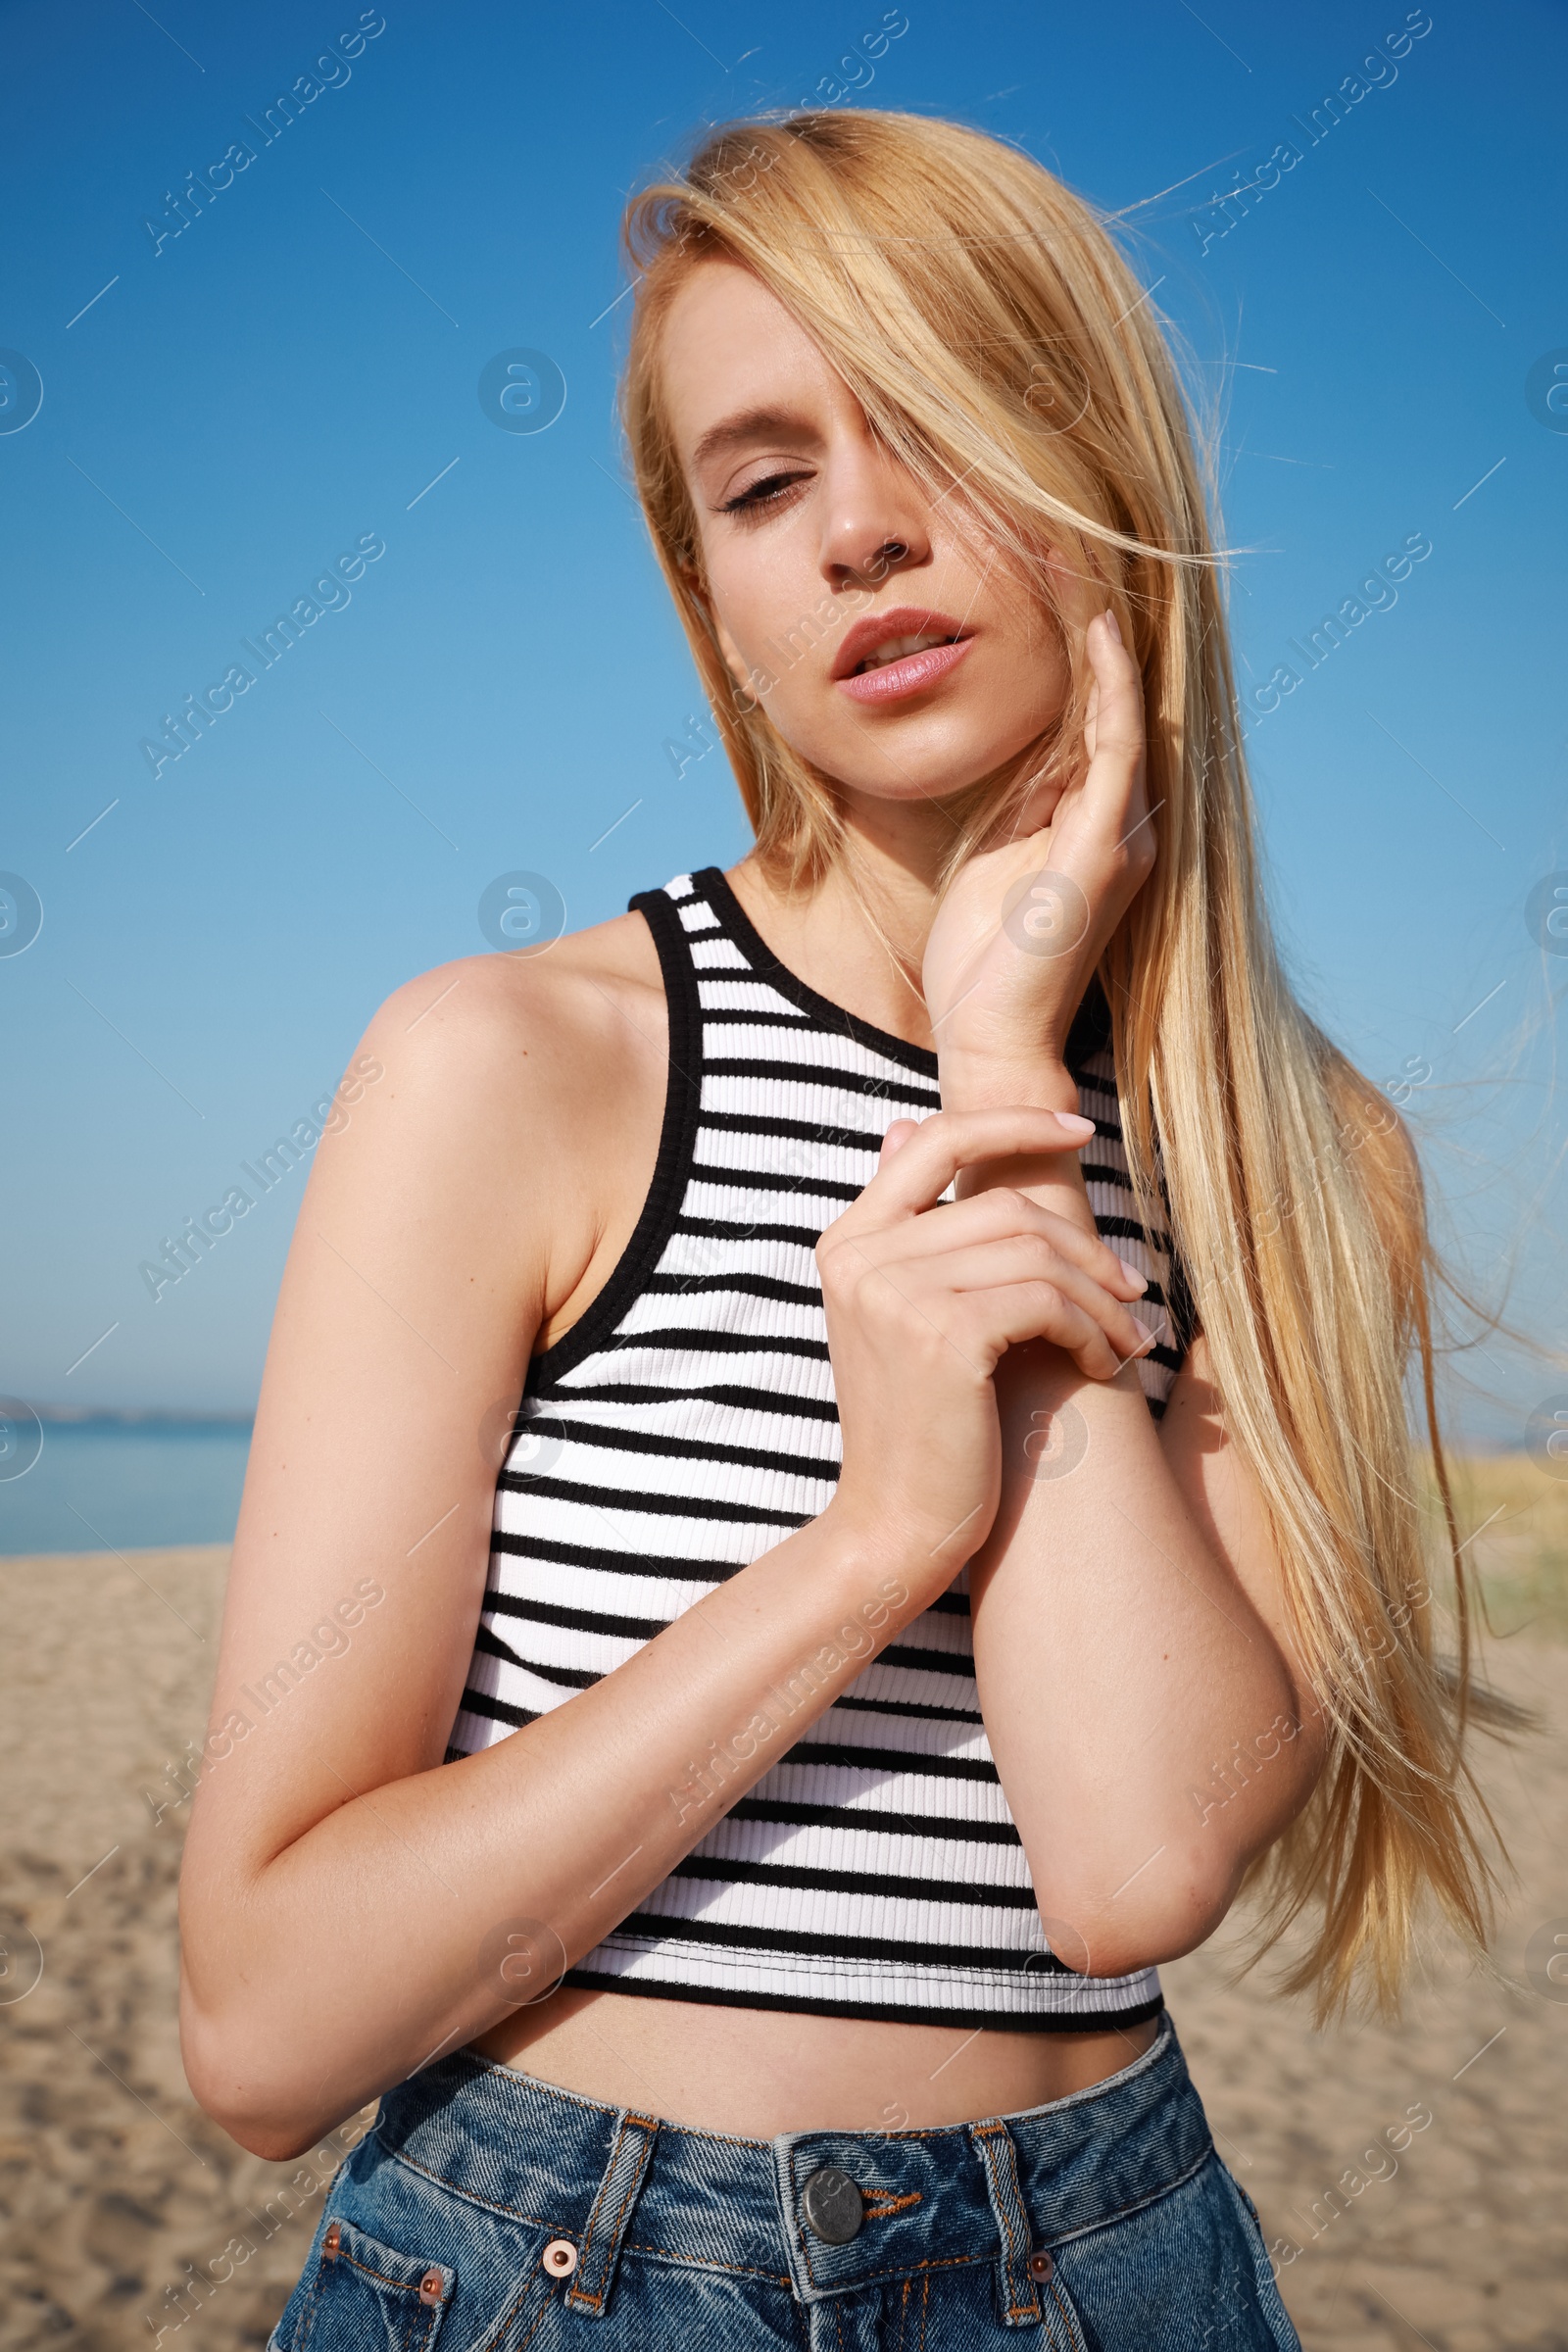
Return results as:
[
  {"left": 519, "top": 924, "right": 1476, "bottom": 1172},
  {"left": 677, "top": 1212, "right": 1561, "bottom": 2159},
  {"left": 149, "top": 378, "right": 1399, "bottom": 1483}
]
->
[{"left": 816, "top": 426, "right": 930, "bottom": 593}]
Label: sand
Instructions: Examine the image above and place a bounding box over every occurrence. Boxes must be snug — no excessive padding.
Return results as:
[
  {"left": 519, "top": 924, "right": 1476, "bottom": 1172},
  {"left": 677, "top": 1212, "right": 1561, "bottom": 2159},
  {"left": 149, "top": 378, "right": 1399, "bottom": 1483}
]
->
[{"left": 3, "top": 1481, "right": 1566, "bottom": 2348}]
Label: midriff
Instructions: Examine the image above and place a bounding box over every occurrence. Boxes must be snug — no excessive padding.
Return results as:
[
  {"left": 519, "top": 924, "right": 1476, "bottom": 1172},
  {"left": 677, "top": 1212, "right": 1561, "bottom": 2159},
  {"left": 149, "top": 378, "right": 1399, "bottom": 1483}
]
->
[{"left": 469, "top": 1985, "right": 1160, "bottom": 2136}]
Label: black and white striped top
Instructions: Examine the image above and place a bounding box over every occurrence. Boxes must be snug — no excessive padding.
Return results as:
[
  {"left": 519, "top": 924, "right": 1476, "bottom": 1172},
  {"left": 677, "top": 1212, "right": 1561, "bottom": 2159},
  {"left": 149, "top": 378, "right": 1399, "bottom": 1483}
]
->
[{"left": 448, "top": 867, "right": 1193, "bottom": 2028}]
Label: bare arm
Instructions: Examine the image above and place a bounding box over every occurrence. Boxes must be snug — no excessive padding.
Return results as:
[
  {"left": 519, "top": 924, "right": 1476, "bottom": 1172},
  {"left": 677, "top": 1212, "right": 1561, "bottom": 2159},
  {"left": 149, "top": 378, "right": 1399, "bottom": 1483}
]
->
[
  {"left": 177, "top": 943, "right": 1115, "bottom": 2160},
  {"left": 963, "top": 1214, "right": 1322, "bottom": 1979},
  {"left": 835, "top": 1108, "right": 1322, "bottom": 1984},
  {"left": 927, "top": 606, "right": 1324, "bottom": 1974}
]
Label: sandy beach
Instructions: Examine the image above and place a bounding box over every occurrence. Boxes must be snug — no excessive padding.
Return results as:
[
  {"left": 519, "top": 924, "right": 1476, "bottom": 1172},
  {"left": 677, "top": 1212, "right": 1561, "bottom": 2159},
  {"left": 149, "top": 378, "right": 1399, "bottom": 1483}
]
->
[{"left": 3, "top": 1461, "right": 1566, "bottom": 2348}]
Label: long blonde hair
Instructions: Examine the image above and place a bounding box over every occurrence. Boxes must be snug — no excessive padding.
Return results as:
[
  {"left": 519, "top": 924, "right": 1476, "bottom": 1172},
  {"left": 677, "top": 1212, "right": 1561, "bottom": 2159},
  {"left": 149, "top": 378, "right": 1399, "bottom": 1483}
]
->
[{"left": 618, "top": 108, "right": 1512, "bottom": 2018}]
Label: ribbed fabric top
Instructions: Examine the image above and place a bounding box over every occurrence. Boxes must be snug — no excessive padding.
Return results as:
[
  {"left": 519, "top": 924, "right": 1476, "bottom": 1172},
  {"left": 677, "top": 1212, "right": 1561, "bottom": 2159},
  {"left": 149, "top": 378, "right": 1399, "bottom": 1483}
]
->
[{"left": 447, "top": 867, "right": 1194, "bottom": 2029}]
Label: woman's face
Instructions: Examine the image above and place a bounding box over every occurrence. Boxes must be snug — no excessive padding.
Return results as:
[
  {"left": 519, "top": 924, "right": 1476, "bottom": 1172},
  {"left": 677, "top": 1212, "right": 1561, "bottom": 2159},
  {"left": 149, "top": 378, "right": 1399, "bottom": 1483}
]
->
[{"left": 660, "top": 260, "right": 1073, "bottom": 812}]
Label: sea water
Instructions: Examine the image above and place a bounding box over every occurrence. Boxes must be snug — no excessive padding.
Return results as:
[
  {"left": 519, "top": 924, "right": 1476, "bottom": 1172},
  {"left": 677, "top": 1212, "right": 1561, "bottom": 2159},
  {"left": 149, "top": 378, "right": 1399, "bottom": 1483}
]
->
[{"left": 0, "top": 1419, "right": 253, "bottom": 1555}]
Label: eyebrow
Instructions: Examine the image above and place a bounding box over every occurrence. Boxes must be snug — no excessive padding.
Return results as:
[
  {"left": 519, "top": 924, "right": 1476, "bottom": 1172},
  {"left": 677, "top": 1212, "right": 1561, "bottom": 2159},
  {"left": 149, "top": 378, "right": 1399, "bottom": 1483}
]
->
[{"left": 688, "top": 405, "right": 815, "bottom": 474}]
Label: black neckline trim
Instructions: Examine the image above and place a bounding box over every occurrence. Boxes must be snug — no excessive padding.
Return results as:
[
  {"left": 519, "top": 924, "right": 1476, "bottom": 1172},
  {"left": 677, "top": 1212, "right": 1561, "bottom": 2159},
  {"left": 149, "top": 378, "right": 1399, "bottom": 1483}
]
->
[
  {"left": 693, "top": 866, "right": 942, "bottom": 1082},
  {"left": 694, "top": 864, "right": 1113, "bottom": 1076},
  {"left": 524, "top": 871, "right": 1124, "bottom": 1394},
  {"left": 524, "top": 886, "right": 704, "bottom": 1395}
]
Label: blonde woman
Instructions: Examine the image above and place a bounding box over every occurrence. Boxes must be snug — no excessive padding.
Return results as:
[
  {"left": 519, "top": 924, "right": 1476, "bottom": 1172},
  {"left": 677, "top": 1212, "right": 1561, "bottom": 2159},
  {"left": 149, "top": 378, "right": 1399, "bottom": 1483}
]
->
[{"left": 180, "top": 112, "right": 1495, "bottom": 2350}]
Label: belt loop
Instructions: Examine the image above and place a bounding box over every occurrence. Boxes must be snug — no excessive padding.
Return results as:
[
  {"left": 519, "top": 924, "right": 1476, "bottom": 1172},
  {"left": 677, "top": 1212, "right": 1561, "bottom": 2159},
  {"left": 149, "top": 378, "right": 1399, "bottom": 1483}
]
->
[
  {"left": 969, "top": 2120, "right": 1092, "bottom": 2351},
  {"left": 968, "top": 2119, "right": 1043, "bottom": 2331},
  {"left": 564, "top": 2109, "right": 660, "bottom": 2320}
]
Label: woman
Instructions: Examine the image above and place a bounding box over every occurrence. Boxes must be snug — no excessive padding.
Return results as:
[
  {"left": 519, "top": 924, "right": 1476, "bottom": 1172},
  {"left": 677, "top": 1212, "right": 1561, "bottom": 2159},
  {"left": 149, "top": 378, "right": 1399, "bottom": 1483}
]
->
[{"left": 179, "top": 111, "right": 1496, "bottom": 2349}]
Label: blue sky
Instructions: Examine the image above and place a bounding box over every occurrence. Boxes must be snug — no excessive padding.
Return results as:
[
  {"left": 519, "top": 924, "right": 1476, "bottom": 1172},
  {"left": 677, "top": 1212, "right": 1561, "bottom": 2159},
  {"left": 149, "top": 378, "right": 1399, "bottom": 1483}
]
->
[{"left": 1, "top": 0, "right": 1564, "bottom": 1444}]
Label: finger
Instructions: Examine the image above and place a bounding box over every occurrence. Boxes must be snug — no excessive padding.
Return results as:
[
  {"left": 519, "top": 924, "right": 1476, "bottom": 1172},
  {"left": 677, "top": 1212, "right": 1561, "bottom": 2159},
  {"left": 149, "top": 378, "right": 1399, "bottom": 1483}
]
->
[
  {"left": 878, "top": 1117, "right": 922, "bottom": 1170},
  {"left": 847, "top": 1186, "right": 1148, "bottom": 1299},
  {"left": 905, "top": 1237, "right": 1152, "bottom": 1360},
  {"left": 971, "top": 1194, "right": 1150, "bottom": 1299},
  {"left": 836, "top": 1107, "right": 1098, "bottom": 1230},
  {"left": 953, "top": 1279, "right": 1130, "bottom": 1383},
  {"left": 1004, "top": 609, "right": 1149, "bottom": 905},
  {"left": 1027, "top": 1215, "right": 1151, "bottom": 1300},
  {"left": 1080, "top": 610, "right": 1146, "bottom": 816}
]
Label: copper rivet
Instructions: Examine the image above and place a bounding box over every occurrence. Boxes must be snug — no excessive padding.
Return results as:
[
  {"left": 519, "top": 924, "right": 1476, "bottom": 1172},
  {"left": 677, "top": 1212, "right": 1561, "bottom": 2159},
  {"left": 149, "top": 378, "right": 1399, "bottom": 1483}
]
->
[
  {"left": 323, "top": 2222, "right": 341, "bottom": 2259},
  {"left": 418, "top": 2269, "right": 443, "bottom": 2305},
  {"left": 1027, "top": 2249, "right": 1054, "bottom": 2281},
  {"left": 542, "top": 2236, "right": 579, "bottom": 2278}
]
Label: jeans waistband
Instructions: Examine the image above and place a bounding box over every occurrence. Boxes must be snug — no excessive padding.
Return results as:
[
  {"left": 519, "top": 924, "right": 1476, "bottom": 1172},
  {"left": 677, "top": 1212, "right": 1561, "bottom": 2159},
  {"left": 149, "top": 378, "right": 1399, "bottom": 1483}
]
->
[{"left": 370, "top": 2018, "right": 1211, "bottom": 2313}]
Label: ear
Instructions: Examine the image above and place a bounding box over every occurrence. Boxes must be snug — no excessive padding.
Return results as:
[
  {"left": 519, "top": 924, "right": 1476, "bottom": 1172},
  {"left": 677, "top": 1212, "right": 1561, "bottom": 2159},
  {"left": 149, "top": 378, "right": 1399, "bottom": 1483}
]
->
[
  {"left": 679, "top": 559, "right": 709, "bottom": 614},
  {"left": 711, "top": 610, "right": 751, "bottom": 693}
]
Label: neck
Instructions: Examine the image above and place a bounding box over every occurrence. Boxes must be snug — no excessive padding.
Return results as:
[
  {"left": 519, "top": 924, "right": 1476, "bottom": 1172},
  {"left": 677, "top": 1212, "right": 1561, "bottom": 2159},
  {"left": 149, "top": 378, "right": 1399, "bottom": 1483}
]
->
[{"left": 727, "top": 792, "right": 960, "bottom": 1051}]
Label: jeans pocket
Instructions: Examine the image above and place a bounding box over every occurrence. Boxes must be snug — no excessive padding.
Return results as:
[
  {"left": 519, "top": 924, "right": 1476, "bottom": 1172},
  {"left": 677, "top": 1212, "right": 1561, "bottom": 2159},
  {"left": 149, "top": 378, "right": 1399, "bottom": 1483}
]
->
[{"left": 283, "top": 2212, "right": 456, "bottom": 2352}]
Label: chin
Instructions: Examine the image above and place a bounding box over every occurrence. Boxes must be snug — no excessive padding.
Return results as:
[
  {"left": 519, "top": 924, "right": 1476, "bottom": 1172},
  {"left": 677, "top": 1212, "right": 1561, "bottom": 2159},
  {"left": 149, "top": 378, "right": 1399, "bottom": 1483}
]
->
[
  {"left": 850, "top": 769, "right": 997, "bottom": 806},
  {"left": 819, "top": 729, "right": 1043, "bottom": 808}
]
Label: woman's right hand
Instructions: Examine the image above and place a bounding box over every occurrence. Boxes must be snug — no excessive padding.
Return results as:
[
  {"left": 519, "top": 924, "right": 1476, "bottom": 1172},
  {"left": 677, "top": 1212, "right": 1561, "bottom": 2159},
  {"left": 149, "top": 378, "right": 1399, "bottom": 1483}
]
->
[{"left": 816, "top": 1107, "right": 1152, "bottom": 1573}]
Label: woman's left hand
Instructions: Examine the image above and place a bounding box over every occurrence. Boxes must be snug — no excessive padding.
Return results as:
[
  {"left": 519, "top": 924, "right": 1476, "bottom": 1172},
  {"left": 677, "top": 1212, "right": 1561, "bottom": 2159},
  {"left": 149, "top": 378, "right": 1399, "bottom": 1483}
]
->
[{"left": 922, "top": 596, "right": 1155, "bottom": 1091}]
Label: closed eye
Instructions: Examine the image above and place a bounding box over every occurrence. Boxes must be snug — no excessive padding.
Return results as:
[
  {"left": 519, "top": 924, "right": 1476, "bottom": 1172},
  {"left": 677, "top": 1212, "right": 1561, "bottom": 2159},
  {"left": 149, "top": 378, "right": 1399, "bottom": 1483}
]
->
[{"left": 720, "top": 468, "right": 811, "bottom": 517}]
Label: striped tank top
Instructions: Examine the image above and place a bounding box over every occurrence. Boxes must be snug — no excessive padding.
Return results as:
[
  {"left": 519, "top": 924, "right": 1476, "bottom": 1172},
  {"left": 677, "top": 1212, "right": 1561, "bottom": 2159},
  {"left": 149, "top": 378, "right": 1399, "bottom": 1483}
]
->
[{"left": 448, "top": 867, "right": 1193, "bottom": 2029}]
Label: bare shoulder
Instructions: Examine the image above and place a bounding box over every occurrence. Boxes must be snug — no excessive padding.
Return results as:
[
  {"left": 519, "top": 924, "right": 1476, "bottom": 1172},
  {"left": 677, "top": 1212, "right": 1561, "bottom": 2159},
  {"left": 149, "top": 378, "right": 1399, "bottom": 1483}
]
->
[
  {"left": 178, "top": 905, "right": 671, "bottom": 1889},
  {"left": 364, "top": 906, "right": 664, "bottom": 1117},
  {"left": 324, "top": 906, "right": 669, "bottom": 1340}
]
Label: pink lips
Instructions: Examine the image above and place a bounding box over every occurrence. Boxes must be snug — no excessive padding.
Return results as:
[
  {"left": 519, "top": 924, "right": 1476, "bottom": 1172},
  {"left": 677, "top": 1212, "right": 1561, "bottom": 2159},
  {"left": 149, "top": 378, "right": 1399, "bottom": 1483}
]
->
[{"left": 836, "top": 635, "right": 975, "bottom": 706}]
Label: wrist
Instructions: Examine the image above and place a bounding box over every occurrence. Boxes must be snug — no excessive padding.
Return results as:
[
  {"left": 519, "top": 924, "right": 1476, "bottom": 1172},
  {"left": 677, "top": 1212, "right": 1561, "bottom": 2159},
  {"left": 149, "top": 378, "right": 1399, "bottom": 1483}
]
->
[
  {"left": 936, "top": 1050, "right": 1082, "bottom": 1114},
  {"left": 817, "top": 1488, "right": 987, "bottom": 1610},
  {"left": 936, "top": 1056, "right": 1098, "bottom": 1225}
]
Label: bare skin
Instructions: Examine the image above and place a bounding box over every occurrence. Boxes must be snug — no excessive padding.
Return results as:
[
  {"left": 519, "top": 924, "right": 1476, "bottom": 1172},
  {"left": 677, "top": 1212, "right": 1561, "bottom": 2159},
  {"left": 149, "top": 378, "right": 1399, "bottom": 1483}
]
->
[{"left": 178, "top": 259, "right": 1323, "bottom": 2161}]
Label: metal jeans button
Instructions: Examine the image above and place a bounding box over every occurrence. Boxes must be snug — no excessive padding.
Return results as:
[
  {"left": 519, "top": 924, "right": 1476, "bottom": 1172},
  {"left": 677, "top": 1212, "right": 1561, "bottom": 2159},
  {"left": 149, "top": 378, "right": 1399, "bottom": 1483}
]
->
[
  {"left": 542, "top": 2237, "right": 579, "bottom": 2278},
  {"left": 802, "top": 2166, "right": 864, "bottom": 2244}
]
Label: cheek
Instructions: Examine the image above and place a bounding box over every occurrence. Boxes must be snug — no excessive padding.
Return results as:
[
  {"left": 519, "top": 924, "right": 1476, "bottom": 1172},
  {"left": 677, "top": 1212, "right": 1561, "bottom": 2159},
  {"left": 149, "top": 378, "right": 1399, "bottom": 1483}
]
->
[
  {"left": 997, "top": 627, "right": 1071, "bottom": 726},
  {"left": 953, "top": 594, "right": 1072, "bottom": 756},
  {"left": 706, "top": 532, "right": 830, "bottom": 673}
]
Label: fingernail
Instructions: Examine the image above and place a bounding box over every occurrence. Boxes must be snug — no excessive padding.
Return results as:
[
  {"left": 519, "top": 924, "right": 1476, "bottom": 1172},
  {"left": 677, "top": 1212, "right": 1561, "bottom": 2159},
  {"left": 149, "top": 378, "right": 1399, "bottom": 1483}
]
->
[
  {"left": 1102, "top": 608, "right": 1121, "bottom": 643},
  {"left": 1057, "top": 1112, "right": 1096, "bottom": 1137},
  {"left": 1133, "top": 1330, "right": 1159, "bottom": 1357},
  {"left": 1116, "top": 1257, "right": 1149, "bottom": 1295}
]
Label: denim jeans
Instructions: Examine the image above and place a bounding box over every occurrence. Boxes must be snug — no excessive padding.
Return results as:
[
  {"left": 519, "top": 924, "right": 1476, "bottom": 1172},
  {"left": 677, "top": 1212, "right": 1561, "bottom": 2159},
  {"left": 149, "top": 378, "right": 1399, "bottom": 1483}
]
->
[{"left": 269, "top": 2015, "right": 1300, "bottom": 2350}]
